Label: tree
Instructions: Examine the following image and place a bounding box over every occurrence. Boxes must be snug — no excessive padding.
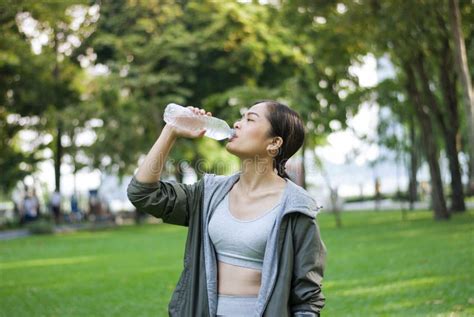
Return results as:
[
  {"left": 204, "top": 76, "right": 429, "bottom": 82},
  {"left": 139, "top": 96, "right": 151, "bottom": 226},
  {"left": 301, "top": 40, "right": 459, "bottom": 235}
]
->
[
  {"left": 0, "top": 2, "right": 57, "bottom": 194},
  {"left": 449, "top": 0, "right": 474, "bottom": 195},
  {"left": 2, "top": 1, "right": 94, "bottom": 195},
  {"left": 81, "top": 0, "right": 312, "bottom": 178},
  {"left": 277, "top": 0, "right": 373, "bottom": 189},
  {"left": 375, "top": 78, "right": 422, "bottom": 212},
  {"left": 333, "top": 0, "right": 472, "bottom": 219}
]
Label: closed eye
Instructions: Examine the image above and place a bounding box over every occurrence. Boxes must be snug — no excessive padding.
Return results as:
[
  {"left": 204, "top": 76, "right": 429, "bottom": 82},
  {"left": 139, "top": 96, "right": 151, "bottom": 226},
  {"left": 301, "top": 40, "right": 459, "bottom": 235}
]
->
[
  {"left": 239, "top": 113, "right": 256, "bottom": 122},
  {"left": 239, "top": 115, "right": 253, "bottom": 122}
]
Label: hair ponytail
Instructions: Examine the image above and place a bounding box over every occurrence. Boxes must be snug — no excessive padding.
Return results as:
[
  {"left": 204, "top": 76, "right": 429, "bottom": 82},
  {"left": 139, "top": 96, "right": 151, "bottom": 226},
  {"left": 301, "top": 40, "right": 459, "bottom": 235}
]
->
[
  {"left": 275, "top": 157, "right": 290, "bottom": 179},
  {"left": 257, "top": 100, "right": 305, "bottom": 180}
]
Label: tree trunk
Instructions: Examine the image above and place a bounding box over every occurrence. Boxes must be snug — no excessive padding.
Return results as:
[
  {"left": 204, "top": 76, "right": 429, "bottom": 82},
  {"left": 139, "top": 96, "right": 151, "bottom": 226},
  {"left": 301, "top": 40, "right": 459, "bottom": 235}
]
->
[
  {"left": 445, "top": 131, "right": 466, "bottom": 211},
  {"left": 437, "top": 34, "right": 466, "bottom": 212},
  {"left": 330, "top": 187, "right": 342, "bottom": 228},
  {"left": 55, "top": 119, "right": 63, "bottom": 192},
  {"left": 321, "top": 169, "right": 342, "bottom": 228},
  {"left": 408, "top": 115, "right": 419, "bottom": 210},
  {"left": 404, "top": 62, "right": 450, "bottom": 220},
  {"left": 449, "top": 0, "right": 474, "bottom": 195},
  {"left": 415, "top": 50, "right": 465, "bottom": 212},
  {"left": 53, "top": 29, "right": 62, "bottom": 193},
  {"left": 415, "top": 105, "right": 449, "bottom": 220}
]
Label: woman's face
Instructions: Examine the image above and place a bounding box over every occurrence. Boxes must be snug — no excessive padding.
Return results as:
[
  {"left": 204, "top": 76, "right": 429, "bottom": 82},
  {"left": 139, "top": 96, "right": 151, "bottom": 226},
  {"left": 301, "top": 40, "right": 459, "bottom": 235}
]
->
[{"left": 225, "top": 102, "right": 279, "bottom": 159}]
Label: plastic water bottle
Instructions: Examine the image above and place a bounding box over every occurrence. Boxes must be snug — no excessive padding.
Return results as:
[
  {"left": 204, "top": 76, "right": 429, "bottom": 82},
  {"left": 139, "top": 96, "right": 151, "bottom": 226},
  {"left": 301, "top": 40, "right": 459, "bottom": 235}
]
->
[{"left": 163, "top": 103, "right": 235, "bottom": 140}]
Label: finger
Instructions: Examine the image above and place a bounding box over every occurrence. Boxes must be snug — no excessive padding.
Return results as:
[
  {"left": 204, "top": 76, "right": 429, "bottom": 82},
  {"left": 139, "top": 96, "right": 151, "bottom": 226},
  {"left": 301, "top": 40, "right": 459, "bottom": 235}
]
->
[
  {"left": 199, "top": 109, "right": 206, "bottom": 115},
  {"left": 206, "top": 112, "right": 212, "bottom": 116},
  {"left": 191, "top": 128, "right": 205, "bottom": 138},
  {"left": 187, "top": 106, "right": 198, "bottom": 115}
]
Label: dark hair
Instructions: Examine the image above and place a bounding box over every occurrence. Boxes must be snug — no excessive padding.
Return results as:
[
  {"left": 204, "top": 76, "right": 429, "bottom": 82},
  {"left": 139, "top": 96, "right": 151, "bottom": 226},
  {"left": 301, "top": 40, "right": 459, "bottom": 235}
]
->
[{"left": 254, "top": 100, "right": 305, "bottom": 179}]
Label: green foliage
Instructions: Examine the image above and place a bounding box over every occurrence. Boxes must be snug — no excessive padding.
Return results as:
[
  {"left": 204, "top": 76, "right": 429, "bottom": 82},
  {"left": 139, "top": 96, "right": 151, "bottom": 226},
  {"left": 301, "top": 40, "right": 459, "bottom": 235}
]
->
[
  {"left": 81, "top": 0, "right": 317, "bottom": 175},
  {"left": 0, "top": 4, "right": 52, "bottom": 193},
  {"left": 2, "top": 0, "right": 473, "bottom": 198},
  {"left": 0, "top": 1, "right": 94, "bottom": 193}
]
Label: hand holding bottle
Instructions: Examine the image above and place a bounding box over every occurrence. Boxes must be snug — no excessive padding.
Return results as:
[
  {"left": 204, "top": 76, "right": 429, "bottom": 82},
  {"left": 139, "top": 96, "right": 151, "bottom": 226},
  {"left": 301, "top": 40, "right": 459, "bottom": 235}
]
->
[
  {"left": 165, "top": 106, "right": 213, "bottom": 139},
  {"left": 163, "top": 103, "right": 235, "bottom": 140},
  {"left": 134, "top": 104, "right": 231, "bottom": 183}
]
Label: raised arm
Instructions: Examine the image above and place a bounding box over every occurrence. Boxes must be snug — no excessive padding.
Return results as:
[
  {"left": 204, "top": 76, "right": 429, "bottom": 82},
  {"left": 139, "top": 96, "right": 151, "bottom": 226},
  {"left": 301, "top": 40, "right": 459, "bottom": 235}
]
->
[
  {"left": 127, "top": 107, "right": 212, "bottom": 226},
  {"left": 135, "top": 106, "right": 212, "bottom": 183}
]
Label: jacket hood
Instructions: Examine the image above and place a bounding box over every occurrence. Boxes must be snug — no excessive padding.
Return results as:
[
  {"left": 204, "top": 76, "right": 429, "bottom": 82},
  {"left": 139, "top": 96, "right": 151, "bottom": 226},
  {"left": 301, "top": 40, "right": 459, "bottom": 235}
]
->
[{"left": 206, "top": 171, "right": 323, "bottom": 219}]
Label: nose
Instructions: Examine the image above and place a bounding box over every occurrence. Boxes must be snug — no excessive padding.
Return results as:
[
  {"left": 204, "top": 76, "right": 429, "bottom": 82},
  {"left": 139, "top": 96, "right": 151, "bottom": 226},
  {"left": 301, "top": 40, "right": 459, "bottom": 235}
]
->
[{"left": 233, "top": 120, "right": 241, "bottom": 129}]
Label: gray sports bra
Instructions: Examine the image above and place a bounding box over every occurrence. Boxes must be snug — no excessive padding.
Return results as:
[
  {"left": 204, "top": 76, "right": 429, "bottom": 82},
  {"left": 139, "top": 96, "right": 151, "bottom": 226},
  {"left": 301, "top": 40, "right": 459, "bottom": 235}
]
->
[{"left": 208, "top": 192, "right": 279, "bottom": 270}]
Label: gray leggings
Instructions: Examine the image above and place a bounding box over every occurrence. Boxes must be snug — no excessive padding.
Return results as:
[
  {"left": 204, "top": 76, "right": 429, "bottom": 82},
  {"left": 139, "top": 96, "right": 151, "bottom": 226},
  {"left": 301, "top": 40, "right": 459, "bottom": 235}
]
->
[{"left": 216, "top": 294, "right": 258, "bottom": 316}]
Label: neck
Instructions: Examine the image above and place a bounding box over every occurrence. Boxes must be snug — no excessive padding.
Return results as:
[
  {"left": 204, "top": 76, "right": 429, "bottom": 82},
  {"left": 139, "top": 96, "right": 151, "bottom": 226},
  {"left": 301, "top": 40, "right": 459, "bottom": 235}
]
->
[{"left": 237, "top": 156, "right": 282, "bottom": 193}]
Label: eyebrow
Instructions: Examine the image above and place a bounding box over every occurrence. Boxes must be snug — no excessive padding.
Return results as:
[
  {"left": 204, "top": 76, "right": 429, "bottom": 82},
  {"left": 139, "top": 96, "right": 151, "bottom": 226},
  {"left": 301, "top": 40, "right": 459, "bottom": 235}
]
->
[{"left": 245, "top": 111, "right": 260, "bottom": 118}]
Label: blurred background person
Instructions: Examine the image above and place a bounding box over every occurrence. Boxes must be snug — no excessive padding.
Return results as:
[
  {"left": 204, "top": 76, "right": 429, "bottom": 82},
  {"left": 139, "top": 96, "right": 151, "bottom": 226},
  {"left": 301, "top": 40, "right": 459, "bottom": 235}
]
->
[{"left": 50, "top": 190, "right": 62, "bottom": 225}]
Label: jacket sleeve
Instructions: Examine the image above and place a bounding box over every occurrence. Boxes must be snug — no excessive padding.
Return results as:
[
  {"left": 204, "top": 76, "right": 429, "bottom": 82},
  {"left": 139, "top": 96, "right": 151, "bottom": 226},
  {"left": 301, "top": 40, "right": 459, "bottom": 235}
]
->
[
  {"left": 290, "top": 215, "right": 327, "bottom": 317},
  {"left": 126, "top": 175, "right": 204, "bottom": 227}
]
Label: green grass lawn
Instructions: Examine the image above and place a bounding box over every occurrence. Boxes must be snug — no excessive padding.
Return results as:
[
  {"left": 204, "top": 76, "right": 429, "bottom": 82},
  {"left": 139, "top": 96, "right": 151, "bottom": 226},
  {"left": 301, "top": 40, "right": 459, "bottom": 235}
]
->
[{"left": 1, "top": 209, "right": 473, "bottom": 317}]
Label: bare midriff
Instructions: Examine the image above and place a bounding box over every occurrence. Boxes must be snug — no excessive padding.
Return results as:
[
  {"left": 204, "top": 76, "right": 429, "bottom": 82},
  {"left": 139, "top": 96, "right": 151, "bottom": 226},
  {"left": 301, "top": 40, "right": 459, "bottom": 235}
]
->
[
  {"left": 217, "top": 261, "right": 261, "bottom": 296},
  {"left": 216, "top": 177, "right": 287, "bottom": 296}
]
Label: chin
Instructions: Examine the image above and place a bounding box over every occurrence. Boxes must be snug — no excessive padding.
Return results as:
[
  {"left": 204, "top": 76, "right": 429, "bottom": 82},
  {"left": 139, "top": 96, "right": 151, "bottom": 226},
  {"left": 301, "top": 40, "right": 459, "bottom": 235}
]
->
[
  {"left": 225, "top": 143, "right": 245, "bottom": 158},
  {"left": 225, "top": 142, "right": 238, "bottom": 155}
]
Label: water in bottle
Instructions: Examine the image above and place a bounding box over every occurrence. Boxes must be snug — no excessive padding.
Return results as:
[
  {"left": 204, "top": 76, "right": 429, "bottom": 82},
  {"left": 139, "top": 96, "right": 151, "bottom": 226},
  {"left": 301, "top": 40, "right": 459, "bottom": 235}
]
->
[{"left": 163, "top": 103, "right": 235, "bottom": 140}]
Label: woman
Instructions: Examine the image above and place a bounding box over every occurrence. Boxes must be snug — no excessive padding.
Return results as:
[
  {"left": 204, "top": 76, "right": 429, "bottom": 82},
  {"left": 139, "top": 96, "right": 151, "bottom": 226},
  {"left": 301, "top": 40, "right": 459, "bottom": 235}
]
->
[{"left": 127, "top": 100, "right": 326, "bottom": 316}]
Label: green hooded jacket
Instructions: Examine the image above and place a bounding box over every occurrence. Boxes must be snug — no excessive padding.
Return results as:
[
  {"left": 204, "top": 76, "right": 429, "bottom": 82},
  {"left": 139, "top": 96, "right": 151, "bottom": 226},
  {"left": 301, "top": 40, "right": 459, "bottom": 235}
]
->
[{"left": 127, "top": 171, "right": 326, "bottom": 317}]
